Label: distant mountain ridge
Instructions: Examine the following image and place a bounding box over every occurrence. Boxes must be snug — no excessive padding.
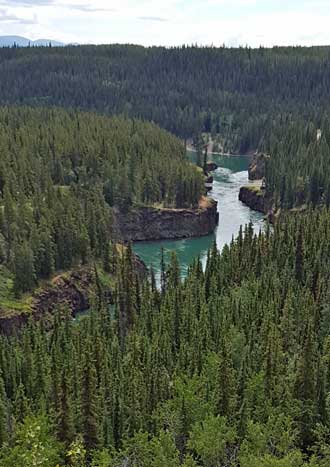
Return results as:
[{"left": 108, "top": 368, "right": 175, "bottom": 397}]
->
[{"left": 0, "top": 35, "right": 65, "bottom": 47}]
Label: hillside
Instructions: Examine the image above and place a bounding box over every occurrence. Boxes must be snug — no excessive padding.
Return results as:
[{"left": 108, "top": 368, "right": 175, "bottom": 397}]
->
[
  {"left": 1, "top": 207, "right": 330, "bottom": 466},
  {"left": 0, "top": 35, "right": 64, "bottom": 47},
  {"left": 2, "top": 44, "right": 330, "bottom": 212},
  {"left": 1, "top": 43, "right": 330, "bottom": 467},
  {"left": 0, "top": 44, "right": 329, "bottom": 153},
  {"left": 0, "top": 106, "right": 205, "bottom": 301}
]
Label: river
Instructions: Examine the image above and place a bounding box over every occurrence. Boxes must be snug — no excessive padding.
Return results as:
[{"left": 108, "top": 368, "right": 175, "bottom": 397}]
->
[{"left": 133, "top": 153, "right": 265, "bottom": 279}]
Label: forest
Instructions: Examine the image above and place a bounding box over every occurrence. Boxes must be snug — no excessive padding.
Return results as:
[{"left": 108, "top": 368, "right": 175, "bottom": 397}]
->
[
  {"left": 1, "top": 210, "right": 330, "bottom": 465},
  {"left": 261, "top": 116, "right": 330, "bottom": 210},
  {"left": 0, "top": 43, "right": 330, "bottom": 466},
  {"left": 2, "top": 44, "right": 330, "bottom": 210},
  {"left": 0, "top": 106, "right": 203, "bottom": 297},
  {"left": 1, "top": 44, "right": 330, "bottom": 152}
]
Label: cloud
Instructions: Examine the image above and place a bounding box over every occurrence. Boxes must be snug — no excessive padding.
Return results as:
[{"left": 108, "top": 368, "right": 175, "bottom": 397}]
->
[
  {"left": 138, "top": 15, "right": 168, "bottom": 22},
  {"left": 68, "top": 4, "right": 116, "bottom": 13},
  {"left": 0, "top": 7, "right": 37, "bottom": 24},
  {"left": 0, "top": 8, "right": 19, "bottom": 20},
  {"left": 0, "top": 0, "right": 330, "bottom": 47},
  {"left": 0, "top": 0, "right": 54, "bottom": 5},
  {"left": 0, "top": 1, "right": 115, "bottom": 12}
]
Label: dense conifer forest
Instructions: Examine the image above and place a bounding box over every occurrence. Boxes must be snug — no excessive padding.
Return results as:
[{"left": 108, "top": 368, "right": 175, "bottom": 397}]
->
[
  {"left": 1, "top": 44, "right": 330, "bottom": 466},
  {"left": 261, "top": 116, "right": 330, "bottom": 209},
  {"left": 1, "top": 44, "right": 330, "bottom": 148},
  {"left": 2, "top": 44, "right": 330, "bottom": 208},
  {"left": 1, "top": 211, "right": 330, "bottom": 465},
  {"left": 0, "top": 106, "right": 203, "bottom": 297}
]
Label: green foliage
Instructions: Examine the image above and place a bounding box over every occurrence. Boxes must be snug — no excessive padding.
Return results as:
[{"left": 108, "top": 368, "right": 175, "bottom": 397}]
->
[
  {"left": 1, "top": 208, "right": 330, "bottom": 464},
  {"left": 66, "top": 436, "right": 86, "bottom": 467},
  {"left": 90, "top": 449, "right": 113, "bottom": 467},
  {"left": 3, "top": 45, "right": 330, "bottom": 213},
  {"left": 0, "top": 106, "right": 203, "bottom": 299},
  {"left": 151, "top": 430, "right": 180, "bottom": 467},
  {"left": 1, "top": 46, "right": 330, "bottom": 463},
  {"left": 263, "top": 118, "right": 330, "bottom": 209},
  {"left": 0, "top": 208, "right": 330, "bottom": 467},
  {"left": 0, "top": 415, "right": 62, "bottom": 467},
  {"left": 1, "top": 44, "right": 330, "bottom": 154},
  {"left": 239, "top": 414, "right": 301, "bottom": 466},
  {"left": 13, "top": 242, "right": 36, "bottom": 297},
  {"left": 188, "top": 415, "right": 236, "bottom": 466},
  {"left": 2, "top": 40, "right": 330, "bottom": 467}
]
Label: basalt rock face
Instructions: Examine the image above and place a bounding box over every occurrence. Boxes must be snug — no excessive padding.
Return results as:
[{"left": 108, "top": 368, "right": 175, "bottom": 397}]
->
[
  {"left": 0, "top": 314, "right": 27, "bottom": 336},
  {"left": 248, "top": 153, "right": 270, "bottom": 180},
  {"left": 32, "top": 269, "right": 93, "bottom": 320},
  {"left": 239, "top": 186, "right": 272, "bottom": 214},
  {"left": 111, "top": 198, "right": 219, "bottom": 242},
  {"left": 0, "top": 256, "right": 147, "bottom": 335},
  {"left": 0, "top": 268, "right": 94, "bottom": 335},
  {"left": 132, "top": 254, "right": 149, "bottom": 279},
  {"left": 206, "top": 162, "right": 218, "bottom": 172}
]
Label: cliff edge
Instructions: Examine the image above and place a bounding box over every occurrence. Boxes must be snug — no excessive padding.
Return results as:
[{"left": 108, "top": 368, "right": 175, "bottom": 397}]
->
[
  {"left": 111, "top": 197, "right": 219, "bottom": 242},
  {"left": 239, "top": 183, "right": 273, "bottom": 215},
  {"left": 248, "top": 153, "right": 270, "bottom": 181}
]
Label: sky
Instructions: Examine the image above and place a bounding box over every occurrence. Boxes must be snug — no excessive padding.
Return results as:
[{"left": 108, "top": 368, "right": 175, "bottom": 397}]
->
[{"left": 0, "top": 0, "right": 330, "bottom": 47}]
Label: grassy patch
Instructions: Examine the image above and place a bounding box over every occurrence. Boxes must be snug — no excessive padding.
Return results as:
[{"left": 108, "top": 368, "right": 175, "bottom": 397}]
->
[
  {"left": 243, "top": 185, "right": 265, "bottom": 196},
  {"left": 199, "top": 196, "right": 214, "bottom": 208},
  {"left": 0, "top": 266, "right": 33, "bottom": 318},
  {"left": 97, "top": 266, "right": 116, "bottom": 289},
  {"left": 54, "top": 185, "right": 71, "bottom": 195}
]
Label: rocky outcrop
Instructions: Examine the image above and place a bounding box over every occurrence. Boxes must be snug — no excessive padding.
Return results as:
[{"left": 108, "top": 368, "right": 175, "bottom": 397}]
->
[
  {"left": 206, "top": 162, "right": 218, "bottom": 172},
  {"left": 0, "top": 268, "right": 93, "bottom": 334},
  {"left": 205, "top": 183, "right": 213, "bottom": 193},
  {"left": 0, "top": 313, "right": 28, "bottom": 336},
  {"left": 239, "top": 185, "right": 273, "bottom": 214},
  {"left": 248, "top": 153, "right": 270, "bottom": 180},
  {"left": 204, "top": 174, "right": 214, "bottom": 194},
  {"left": 111, "top": 197, "right": 219, "bottom": 242},
  {"left": 0, "top": 254, "right": 147, "bottom": 335},
  {"left": 0, "top": 268, "right": 99, "bottom": 334},
  {"left": 32, "top": 268, "right": 93, "bottom": 320},
  {"left": 131, "top": 253, "right": 149, "bottom": 280}
]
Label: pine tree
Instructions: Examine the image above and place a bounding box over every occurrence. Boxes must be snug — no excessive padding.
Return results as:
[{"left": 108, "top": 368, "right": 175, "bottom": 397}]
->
[
  {"left": 57, "top": 367, "right": 74, "bottom": 445},
  {"left": 0, "top": 376, "right": 8, "bottom": 447},
  {"left": 80, "top": 349, "right": 100, "bottom": 452},
  {"left": 13, "top": 242, "right": 36, "bottom": 297},
  {"left": 216, "top": 340, "right": 236, "bottom": 418}
]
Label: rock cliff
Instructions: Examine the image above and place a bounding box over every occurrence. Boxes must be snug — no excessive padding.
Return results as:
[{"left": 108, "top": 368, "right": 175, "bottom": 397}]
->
[
  {"left": 248, "top": 153, "right": 270, "bottom": 180},
  {"left": 0, "top": 268, "right": 93, "bottom": 334},
  {"left": 0, "top": 254, "right": 147, "bottom": 334},
  {"left": 111, "top": 197, "right": 219, "bottom": 242},
  {"left": 206, "top": 162, "right": 218, "bottom": 172},
  {"left": 239, "top": 185, "right": 272, "bottom": 214}
]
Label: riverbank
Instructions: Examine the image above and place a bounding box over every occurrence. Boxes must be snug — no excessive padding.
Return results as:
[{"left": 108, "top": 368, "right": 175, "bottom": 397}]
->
[
  {"left": 239, "top": 181, "right": 273, "bottom": 215},
  {"left": 186, "top": 145, "right": 254, "bottom": 158},
  {"left": 134, "top": 155, "right": 265, "bottom": 279},
  {"left": 111, "top": 197, "right": 219, "bottom": 242},
  {"left": 186, "top": 137, "right": 256, "bottom": 158}
]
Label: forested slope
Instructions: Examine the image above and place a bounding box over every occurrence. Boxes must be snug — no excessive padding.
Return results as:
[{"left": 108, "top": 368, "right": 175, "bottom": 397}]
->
[
  {"left": 3, "top": 44, "right": 330, "bottom": 210},
  {"left": 1, "top": 44, "right": 330, "bottom": 152},
  {"left": 261, "top": 116, "right": 330, "bottom": 209},
  {"left": 0, "top": 210, "right": 330, "bottom": 465},
  {"left": 0, "top": 106, "right": 203, "bottom": 298},
  {"left": 1, "top": 44, "right": 330, "bottom": 466}
]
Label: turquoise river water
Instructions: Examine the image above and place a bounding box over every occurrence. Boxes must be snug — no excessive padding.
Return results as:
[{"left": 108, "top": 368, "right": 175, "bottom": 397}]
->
[{"left": 133, "top": 153, "right": 265, "bottom": 279}]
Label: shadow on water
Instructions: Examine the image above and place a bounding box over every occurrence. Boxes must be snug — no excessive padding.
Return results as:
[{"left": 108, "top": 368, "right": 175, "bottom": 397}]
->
[{"left": 133, "top": 152, "right": 265, "bottom": 280}]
